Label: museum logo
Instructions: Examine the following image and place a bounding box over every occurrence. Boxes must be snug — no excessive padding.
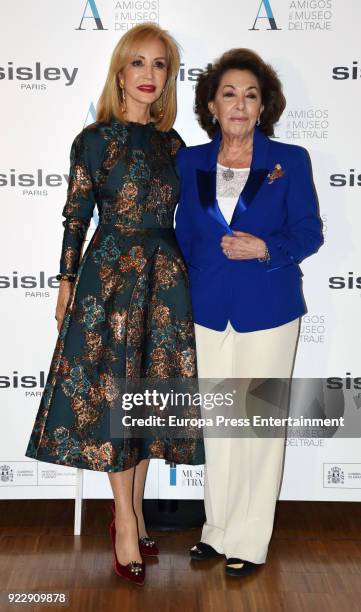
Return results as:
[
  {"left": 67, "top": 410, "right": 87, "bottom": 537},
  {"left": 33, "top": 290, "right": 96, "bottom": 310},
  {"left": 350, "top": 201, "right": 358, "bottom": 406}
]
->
[
  {"left": 249, "top": 0, "right": 280, "bottom": 30},
  {"left": 249, "top": 0, "right": 333, "bottom": 32},
  {"left": 76, "top": 0, "right": 159, "bottom": 32},
  {"left": 299, "top": 314, "right": 326, "bottom": 344},
  {"left": 283, "top": 108, "right": 329, "bottom": 140}
]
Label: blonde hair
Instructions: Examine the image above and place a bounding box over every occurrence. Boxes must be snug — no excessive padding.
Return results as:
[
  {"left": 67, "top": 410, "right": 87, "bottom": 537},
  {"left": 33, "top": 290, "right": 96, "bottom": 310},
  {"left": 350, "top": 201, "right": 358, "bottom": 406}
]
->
[{"left": 96, "top": 23, "right": 180, "bottom": 131}]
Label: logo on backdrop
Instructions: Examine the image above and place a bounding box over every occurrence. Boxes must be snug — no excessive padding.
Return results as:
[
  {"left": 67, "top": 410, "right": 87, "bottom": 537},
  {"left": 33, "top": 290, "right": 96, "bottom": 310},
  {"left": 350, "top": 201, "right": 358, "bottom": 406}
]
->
[
  {"left": 249, "top": 0, "right": 333, "bottom": 31},
  {"left": 0, "top": 272, "right": 59, "bottom": 297},
  {"left": 76, "top": 0, "right": 108, "bottom": 30},
  {"left": 0, "top": 168, "right": 69, "bottom": 197},
  {"left": 329, "top": 273, "right": 361, "bottom": 290},
  {"left": 324, "top": 464, "right": 361, "bottom": 489},
  {"left": 0, "top": 465, "right": 14, "bottom": 483},
  {"left": 326, "top": 465, "right": 344, "bottom": 485},
  {"left": 299, "top": 314, "right": 326, "bottom": 344},
  {"left": 0, "top": 371, "right": 45, "bottom": 398},
  {"left": 167, "top": 464, "right": 204, "bottom": 488},
  {"left": 332, "top": 61, "right": 360, "bottom": 80},
  {"left": 169, "top": 464, "right": 177, "bottom": 486},
  {"left": 288, "top": 0, "right": 332, "bottom": 31},
  {"left": 75, "top": 0, "right": 159, "bottom": 32},
  {"left": 0, "top": 62, "right": 78, "bottom": 90},
  {"left": 249, "top": 0, "right": 280, "bottom": 30},
  {"left": 282, "top": 108, "right": 329, "bottom": 140},
  {"left": 330, "top": 170, "right": 361, "bottom": 187}
]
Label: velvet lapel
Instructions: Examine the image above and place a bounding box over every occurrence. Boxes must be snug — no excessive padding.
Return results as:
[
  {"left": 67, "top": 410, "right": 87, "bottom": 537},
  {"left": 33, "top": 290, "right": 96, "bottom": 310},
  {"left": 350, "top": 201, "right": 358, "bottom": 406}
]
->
[
  {"left": 196, "top": 127, "right": 271, "bottom": 232},
  {"left": 230, "top": 127, "right": 270, "bottom": 227},
  {"left": 196, "top": 131, "right": 231, "bottom": 233}
]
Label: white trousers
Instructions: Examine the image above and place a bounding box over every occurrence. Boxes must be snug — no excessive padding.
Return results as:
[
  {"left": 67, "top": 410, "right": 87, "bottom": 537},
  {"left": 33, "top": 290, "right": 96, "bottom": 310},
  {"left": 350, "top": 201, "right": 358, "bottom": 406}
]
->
[{"left": 194, "top": 318, "right": 300, "bottom": 564}]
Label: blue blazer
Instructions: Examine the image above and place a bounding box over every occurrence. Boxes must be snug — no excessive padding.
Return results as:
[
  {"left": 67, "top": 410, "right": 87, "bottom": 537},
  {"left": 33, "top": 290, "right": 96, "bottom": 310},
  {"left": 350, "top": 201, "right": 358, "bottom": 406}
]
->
[{"left": 175, "top": 126, "right": 323, "bottom": 332}]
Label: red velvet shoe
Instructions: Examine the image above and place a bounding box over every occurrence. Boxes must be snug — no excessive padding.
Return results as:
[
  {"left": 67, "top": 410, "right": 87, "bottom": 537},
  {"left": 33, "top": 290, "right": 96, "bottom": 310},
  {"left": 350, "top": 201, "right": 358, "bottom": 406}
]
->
[
  {"left": 111, "top": 501, "right": 159, "bottom": 557},
  {"left": 109, "top": 519, "right": 145, "bottom": 585}
]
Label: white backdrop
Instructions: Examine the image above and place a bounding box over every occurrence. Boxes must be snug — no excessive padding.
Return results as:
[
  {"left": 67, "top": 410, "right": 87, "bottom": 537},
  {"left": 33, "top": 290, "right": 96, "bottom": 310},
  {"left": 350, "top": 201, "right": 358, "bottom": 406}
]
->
[{"left": 1, "top": 0, "right": 360, "bottom": 502}]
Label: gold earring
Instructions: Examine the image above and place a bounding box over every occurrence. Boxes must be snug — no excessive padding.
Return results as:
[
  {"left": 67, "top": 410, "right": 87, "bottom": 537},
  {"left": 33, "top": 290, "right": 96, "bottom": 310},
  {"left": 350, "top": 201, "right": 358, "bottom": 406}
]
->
[
  {"left": 119, "top": 78, "right": 127, "bottom": 113},
  {"left": 158, "top": 89, "right": 165, "bottom": 119}
]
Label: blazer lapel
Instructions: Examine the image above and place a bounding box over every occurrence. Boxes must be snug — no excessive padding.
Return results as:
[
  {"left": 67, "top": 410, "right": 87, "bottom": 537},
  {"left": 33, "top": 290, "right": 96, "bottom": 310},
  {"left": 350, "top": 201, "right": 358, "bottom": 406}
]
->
[
  {"left": 196, "top": 131, "right": 232, "bottom": 233},
  {"left": 196, "top": 127, "right": 271, "bottom": 231},
  {"left": 230, "top": 127, "right": 271, "bottom": 226}
]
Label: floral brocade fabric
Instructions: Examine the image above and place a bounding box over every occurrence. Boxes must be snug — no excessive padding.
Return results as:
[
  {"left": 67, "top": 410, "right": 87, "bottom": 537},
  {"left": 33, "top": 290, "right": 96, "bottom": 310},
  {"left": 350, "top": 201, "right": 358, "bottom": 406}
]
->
[{"left": 25, "top": 117, "right": 205, "bottom": 472}]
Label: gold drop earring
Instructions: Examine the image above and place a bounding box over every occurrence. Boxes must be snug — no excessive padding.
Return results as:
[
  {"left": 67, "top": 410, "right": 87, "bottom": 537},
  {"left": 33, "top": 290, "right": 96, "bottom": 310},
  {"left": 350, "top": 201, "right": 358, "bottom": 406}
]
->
[
  {"left": 158, "top": 89, "right": 165, "bottom": 119},
  {"left": 119, "top": 78, "right": 127, "bottom": 113}
]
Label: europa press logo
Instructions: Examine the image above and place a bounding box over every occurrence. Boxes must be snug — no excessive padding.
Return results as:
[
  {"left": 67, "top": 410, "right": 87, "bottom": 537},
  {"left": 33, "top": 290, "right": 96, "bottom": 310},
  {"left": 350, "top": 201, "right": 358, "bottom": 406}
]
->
[{"left": 75, "top": 0, "right": 159, "bottom": 32}]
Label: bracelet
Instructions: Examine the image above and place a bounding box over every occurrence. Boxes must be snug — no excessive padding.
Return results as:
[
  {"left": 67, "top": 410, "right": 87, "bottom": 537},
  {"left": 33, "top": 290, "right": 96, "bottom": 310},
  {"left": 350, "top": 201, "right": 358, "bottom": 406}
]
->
[
  {"left": 258, "top": 243, "right": 270, "bottom": 263},
  {"left": 56, "top": 273, "right": 76, "bottom": 282}
]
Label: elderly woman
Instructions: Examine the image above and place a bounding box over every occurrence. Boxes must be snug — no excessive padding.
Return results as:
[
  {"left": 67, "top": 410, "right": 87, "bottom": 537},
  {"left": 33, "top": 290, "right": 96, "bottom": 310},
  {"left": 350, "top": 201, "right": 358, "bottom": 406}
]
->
[{"left": 175, "top": 48, "right": 323, "bottom": 577}]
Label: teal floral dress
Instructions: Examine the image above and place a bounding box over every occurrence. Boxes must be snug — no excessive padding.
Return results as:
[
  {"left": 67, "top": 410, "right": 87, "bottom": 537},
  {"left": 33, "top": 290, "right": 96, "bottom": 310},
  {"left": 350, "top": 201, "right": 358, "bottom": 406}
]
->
[{"left": 25, "top": 117, "right": 205, "bottom": 472}]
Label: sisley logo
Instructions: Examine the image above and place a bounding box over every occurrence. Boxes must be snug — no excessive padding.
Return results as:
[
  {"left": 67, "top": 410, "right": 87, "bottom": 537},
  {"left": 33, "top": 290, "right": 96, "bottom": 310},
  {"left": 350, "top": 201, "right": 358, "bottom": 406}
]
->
[
  {"left": 0, "top": 371, "right": 45, "bottom": 389},
  {"left": 326, "top": 374, "right": 361, "bottom": 391},
  {"left": 329, "top": 272, "right": 361, "bottom": 290},
  {"left": 332, "top": 61, "right": 361, "bottom": 80},
  {"left": 0, "top": 371, "right": 46, "bottom": 398},
  {"left": 0, "top": 271, "right": 59, "bottom": 298},
  {"left": 0, "top": 62, "right": 78, "bottom": 88},
  {"left": 0, "top": 169, "right": 69, "bottom": 197},
  {"left": 330, "top": 170, "right": 361, "bottom": 187},
  {"left": 249, "top": 0, "right": 281, "bottom": 30}
]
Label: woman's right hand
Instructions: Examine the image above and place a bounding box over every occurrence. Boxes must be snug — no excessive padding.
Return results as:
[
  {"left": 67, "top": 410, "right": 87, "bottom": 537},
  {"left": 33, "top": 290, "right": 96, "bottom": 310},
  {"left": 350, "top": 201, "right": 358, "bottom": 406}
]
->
[{"left": 55, "top": 280, "right": 73, "bottom": 333}]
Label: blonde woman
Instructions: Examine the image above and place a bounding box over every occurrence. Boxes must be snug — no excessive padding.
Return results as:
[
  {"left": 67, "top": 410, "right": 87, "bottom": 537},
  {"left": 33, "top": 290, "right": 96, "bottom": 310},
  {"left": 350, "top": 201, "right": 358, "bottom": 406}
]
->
[{"left": 25, "top": 23, "right": 204, "bottom": 585}]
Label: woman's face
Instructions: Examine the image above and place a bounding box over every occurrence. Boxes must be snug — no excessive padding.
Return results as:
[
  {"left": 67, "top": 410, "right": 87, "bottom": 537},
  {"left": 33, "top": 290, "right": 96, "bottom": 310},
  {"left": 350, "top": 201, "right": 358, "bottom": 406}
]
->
[
  {"left": 208, "top": 69, "right": 264, "bottom": 139},
  {"left": 119, "top": 38, "right": 168, "bottom": 111}
]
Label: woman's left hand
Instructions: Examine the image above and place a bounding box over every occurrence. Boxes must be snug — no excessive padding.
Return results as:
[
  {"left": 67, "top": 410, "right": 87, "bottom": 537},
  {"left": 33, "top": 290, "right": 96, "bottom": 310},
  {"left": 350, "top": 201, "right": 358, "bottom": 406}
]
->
[{"left": 221, "top": 231, "right": 266, "bottom": 260}]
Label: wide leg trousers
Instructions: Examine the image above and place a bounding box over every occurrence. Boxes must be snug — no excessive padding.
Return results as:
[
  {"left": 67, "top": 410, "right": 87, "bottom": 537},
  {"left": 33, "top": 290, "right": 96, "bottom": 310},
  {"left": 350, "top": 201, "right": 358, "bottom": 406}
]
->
[{"left": 195, "top": 318, "right": 300, "bottom": 564}]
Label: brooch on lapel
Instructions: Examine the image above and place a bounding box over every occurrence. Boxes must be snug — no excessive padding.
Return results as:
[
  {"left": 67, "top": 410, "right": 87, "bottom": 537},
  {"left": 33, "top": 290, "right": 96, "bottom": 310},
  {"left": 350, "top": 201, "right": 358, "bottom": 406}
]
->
[{"left": 267, "top": 164, "right": 284, "bottom": 184}]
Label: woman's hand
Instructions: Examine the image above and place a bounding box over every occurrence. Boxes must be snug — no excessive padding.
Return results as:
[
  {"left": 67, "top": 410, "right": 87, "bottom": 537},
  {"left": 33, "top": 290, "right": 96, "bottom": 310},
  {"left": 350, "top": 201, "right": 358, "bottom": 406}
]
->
[
  {"left": 221, "top": 231, "right": 266, "bottom": 260},
  {"left": 55, "top": 280, "right": 73, "bottom": 333}
]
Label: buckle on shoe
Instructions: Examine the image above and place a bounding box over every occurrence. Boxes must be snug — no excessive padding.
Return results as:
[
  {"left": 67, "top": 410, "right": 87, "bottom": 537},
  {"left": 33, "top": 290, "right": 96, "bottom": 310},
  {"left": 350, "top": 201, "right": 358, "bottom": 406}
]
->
[
  {"left": 139, "top": 536, "right": 155, "bottom": 547},
  {"left": 129, "top": 561, "right": 143, "bottom": 575}
]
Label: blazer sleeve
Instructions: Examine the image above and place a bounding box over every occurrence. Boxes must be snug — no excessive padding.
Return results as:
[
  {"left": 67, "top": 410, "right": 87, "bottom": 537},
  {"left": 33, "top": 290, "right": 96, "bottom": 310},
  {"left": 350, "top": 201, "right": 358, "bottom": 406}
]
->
[
  {"left": 174, "top": 147, "right": 191, "bottom": 264},
  {"left": 59, "top": 130, "right": 96, "bottom": 276},
  {"left": 265, "top": 147, "right": 323, "bottom": 267}
]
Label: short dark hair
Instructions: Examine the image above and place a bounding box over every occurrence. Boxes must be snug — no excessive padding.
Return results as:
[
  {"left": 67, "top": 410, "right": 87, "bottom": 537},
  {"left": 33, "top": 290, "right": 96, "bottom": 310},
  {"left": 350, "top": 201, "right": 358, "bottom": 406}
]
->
[{"left": 195, "top": 48, "right": 286, "bottom": 138}]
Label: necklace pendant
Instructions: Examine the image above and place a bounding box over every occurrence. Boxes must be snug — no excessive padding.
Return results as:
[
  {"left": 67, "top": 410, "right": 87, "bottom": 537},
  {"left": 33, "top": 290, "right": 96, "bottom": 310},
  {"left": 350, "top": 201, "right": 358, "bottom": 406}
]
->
[{"left": 222, "top": 167, "right": 234, "bottom": 181}]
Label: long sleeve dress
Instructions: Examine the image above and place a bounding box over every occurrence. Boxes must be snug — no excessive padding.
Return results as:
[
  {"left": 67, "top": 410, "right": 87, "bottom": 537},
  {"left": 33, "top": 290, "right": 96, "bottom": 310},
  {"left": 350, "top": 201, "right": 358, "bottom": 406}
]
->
[{"left": 25, "top": 117, "right": 205, "bottom": 472}]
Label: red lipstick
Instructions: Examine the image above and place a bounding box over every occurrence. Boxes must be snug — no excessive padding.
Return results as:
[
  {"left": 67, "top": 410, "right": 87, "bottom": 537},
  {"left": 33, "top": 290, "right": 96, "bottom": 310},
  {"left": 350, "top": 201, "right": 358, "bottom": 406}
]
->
[{"left": 137, "top": 85, "right": 156, "bottom": 93}]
